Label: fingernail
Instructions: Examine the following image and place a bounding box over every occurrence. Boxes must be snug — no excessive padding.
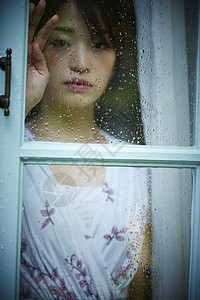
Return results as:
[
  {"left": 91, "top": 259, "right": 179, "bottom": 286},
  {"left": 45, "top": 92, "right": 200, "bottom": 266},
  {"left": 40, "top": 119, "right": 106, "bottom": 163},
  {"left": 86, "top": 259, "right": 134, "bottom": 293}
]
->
[{"left": 52, "top": 15, "right": 59, "bottom": 22}]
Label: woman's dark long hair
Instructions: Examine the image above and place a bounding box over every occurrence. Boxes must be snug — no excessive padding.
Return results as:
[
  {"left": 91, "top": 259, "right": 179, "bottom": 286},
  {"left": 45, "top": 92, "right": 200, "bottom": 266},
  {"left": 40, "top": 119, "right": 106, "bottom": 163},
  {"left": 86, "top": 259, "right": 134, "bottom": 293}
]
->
[{"left": 30, "top": 0, "right": 145, "bottom": 144}]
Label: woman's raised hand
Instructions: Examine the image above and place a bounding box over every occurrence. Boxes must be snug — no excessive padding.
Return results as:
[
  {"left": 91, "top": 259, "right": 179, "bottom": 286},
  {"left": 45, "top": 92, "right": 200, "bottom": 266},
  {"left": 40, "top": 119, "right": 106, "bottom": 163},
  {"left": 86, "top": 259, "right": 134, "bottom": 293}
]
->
[{"left": 26, "top": 0, "right": 58, "bottom": 117}]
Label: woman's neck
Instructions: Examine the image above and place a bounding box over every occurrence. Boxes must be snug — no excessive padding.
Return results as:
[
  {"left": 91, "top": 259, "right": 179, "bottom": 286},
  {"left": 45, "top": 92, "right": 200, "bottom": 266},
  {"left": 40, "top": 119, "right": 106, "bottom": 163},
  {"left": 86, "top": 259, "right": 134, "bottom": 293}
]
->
[{"left": 26, "top": 101, "right": 106, "bottom": 143}]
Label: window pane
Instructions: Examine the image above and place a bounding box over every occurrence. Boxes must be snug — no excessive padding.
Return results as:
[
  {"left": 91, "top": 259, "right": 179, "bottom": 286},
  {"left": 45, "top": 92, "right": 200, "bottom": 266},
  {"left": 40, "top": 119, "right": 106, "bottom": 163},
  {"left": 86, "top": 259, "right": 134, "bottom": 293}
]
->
[
  {"left": 20, "top": 165, "right": 191, "bottom": 299},
  {"left": 25, "top": 0, "right": 143, "bottom": 144},
  {"left": 136, "top": 0, "right": 198, "bottom": 146},
  {"left": 25, "top": 0, "right": 198, "bottom": 146}
]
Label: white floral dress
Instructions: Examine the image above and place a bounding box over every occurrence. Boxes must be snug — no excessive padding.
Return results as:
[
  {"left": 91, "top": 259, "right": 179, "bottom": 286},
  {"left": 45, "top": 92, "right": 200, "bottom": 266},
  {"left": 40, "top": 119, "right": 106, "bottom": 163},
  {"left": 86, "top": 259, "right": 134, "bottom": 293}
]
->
[{"left": 20, "top": 129, "right": 149, "bottom": 299}]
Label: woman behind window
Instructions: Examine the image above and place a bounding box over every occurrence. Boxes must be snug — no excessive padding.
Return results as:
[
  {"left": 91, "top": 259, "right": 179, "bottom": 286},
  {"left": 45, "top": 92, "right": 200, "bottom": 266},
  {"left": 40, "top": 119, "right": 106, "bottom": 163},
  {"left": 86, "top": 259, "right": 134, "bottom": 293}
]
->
[{"left": 21, "top": 0, "right": 151, "bottom": 298}]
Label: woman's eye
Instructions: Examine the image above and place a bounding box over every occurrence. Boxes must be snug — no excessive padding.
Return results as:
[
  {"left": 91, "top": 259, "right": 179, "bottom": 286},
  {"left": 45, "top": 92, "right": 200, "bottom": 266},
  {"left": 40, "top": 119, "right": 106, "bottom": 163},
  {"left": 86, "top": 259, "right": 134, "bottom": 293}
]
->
[
  {"left": 92, "top": 42, "right": 108, "bottom": 50},
  {"left": 50, "top": 39, "right": 70, "bottom": 48}
]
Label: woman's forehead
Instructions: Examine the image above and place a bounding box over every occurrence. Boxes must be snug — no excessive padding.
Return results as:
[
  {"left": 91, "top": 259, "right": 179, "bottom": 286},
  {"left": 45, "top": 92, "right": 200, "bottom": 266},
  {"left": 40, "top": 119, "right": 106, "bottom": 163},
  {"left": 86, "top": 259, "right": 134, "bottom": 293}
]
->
[
  {"left": 54, "top": 0, "right": 109, "bottom": 41},
  {"left": 56, "top": 1, "right": 88, "bottom": 32}
]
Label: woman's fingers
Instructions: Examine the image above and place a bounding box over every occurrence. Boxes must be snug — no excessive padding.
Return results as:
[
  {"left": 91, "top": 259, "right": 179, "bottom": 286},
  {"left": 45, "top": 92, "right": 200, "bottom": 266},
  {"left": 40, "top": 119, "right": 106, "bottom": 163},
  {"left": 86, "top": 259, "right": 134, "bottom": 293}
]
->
[
  {"left": 28, "top": 0, "right": 46, "bottom": 44},
  {"left": 29, "top": 2, "right": 35, "bottom": 21},
  {"left": 28, "top": 0, "right": 59, "bottom": 52},
  {"left": 34, "top": 14, "right": 59, "bottom": 51},
  {"left": 32, "top": 43, "right": 49, "bottom": 77}
]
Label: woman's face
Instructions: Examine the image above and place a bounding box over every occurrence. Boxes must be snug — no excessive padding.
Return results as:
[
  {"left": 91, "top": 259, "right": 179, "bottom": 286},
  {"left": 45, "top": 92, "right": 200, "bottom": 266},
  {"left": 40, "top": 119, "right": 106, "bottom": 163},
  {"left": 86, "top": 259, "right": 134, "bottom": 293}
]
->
[{"left": 43, "top": 0, "right": 116, "bottom": 108}]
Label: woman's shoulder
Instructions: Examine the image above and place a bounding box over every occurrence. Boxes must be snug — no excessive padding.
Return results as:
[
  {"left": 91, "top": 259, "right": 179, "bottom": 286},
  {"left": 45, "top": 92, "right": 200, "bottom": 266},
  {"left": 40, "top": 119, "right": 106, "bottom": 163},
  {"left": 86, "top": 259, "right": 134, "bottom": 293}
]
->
[{"left": 25, "top": 126, "right": 132, "bottom": 146}]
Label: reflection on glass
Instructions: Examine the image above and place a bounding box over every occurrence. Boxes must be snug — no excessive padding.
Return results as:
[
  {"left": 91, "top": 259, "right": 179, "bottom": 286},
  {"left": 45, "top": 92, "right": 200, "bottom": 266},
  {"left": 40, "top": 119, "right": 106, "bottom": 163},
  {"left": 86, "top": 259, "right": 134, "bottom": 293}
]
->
[
  {"left": 20, "top": 165, "right": 191, "bottom": 299},
  {"left": 25, "top": 0, "right": 197, "bottom": 146}
]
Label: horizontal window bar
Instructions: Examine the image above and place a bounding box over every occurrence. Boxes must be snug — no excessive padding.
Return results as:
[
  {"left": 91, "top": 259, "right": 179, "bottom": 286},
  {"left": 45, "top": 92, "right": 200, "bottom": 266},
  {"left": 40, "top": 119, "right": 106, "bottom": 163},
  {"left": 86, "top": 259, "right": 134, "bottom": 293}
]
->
[{"left": 20, "top": 142, "right": 200, "bottom": 167}]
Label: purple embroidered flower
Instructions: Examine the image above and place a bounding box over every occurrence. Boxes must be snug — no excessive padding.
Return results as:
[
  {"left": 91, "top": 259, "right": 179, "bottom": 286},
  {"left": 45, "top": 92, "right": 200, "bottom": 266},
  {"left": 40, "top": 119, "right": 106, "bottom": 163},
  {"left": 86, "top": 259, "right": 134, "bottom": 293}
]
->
[
  {"left": 102, "top": 182, "right": 114, "bottom": 202},
  {"left": 85, "top": 287, "right": 92, "bottom": 297},
  {"left": 113, "top": 264, "right": 132, "bottom": 285},
  {"left": 65, "top": 254, "right": 94, "bottom": 297},
  {"left": 76, "top": 274, "right": 81, "bottom": 280},
  {"left": 35, "top": 273, "right": 43, "bottom": 283},
  {"left": 104, "top": 226, "right": 128, "bottom": 245},
  {"left": 21, "top": 243, "right": 77, "bottom": 299},
  {"left": 117, "top": 268, "right": 128, "bottom": 280},
  {"left": 40, "top": 200, "right": 55, "bottom": 229},
  {"left": 84, "top": 235, "right": 91, "bottom": 239},
  {"left": 77, "top": 260, "right": 82, "bottom": 268},
  {"left": 49, "top": 285, "right": 61, "bottom": 296},
  {"left": 70, "top": 254, "right": 76, "bottom": 263},
  {"left": 66, "top": 254, "right": 88, "bottom": 278},
  {"left": 64, "top": 292, "right": 77, "bottom": 300},
  {"left": 49, "top": 286, "right": 77, "bottom": 299},
  {"left": 82, "top": 268, "right": 87, "bottom": 277},
  {"left": 116, "top": 267, "right": 124, "bottom": 278},
  {"left": 79, "top": 280, "right": 86, "bottom": 288}
]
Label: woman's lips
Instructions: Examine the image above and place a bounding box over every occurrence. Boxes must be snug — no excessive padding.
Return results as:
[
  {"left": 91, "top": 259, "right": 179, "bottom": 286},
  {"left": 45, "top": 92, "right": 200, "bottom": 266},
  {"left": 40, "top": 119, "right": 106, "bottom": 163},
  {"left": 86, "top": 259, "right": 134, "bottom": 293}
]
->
[{"left": 64, "top": 78, "right": 92, "bottom": 92}]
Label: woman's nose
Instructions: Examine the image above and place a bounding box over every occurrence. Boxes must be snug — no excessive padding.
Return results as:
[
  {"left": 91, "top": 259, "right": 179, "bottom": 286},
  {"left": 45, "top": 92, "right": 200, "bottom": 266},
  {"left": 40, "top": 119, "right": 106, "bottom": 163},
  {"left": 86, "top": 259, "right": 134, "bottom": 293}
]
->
[{"left": 70, "top": 43, "right": 91, "bottom": 74}]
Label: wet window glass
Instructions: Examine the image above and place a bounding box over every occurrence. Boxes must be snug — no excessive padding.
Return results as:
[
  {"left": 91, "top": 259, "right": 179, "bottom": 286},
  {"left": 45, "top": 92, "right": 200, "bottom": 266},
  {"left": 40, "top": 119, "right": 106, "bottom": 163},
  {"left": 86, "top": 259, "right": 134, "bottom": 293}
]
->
[
  {"left": 20, "top": 165, "right": 191, "bottom": 299},
  {"left": 25, "top": 0, "right": 198, "bottom": 146},
  {"left": 21, "top": 0, "right": 196, "bottom": 299}
]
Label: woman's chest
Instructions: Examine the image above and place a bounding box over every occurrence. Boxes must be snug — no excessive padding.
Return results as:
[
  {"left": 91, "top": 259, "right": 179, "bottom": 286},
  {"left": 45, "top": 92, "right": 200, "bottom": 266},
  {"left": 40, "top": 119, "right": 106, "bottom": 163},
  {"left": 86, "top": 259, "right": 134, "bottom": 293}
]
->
[{"left": 49, "top": 165, "right": 106, "bottom": 187}]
